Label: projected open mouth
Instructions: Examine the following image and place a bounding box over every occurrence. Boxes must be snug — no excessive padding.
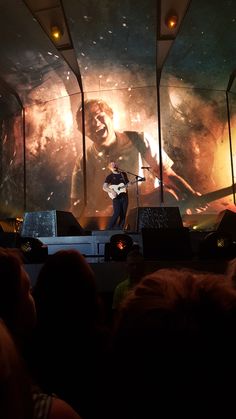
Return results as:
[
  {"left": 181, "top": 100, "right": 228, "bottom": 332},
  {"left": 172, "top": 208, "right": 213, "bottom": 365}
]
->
[{"left": 95, "top": 126, "right": 107, "bottom": 137}]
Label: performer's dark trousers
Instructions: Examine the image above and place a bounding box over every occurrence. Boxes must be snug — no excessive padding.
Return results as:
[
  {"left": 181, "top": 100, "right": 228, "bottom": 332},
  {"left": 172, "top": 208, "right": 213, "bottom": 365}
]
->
[{"left": 108, "top": 193, "right": 128, "bottom": 229}]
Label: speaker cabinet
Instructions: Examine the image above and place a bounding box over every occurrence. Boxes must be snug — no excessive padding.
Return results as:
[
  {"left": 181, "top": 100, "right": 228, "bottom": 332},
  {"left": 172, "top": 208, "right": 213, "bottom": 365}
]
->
[
  {"left": 215, "top": 209, "right": 236, "bottom": 240},
  {"left": 127, "top": 207, "right": 183, "bottom": 232},
  {"left": 142, "top": 227, "right": 192, "bottom": 260},
  {"left": 21, "top": 210, "right": 85, "bottom": 237}
]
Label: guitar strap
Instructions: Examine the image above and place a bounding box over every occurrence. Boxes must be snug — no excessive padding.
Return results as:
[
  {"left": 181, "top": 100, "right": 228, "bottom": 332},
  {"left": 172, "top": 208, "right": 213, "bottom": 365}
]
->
[
  {"left": 120, "top": 172, "right": 128, "bottom": 194},
  {"left": 120, "top": 171, "right": 126, "bottom": 183},
  {"left": 124, "top": 131, "right": 146, "bottom": 157}
]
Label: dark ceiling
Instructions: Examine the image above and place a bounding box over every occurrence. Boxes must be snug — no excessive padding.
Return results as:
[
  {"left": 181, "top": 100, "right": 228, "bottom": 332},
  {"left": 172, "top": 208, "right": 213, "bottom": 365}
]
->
[
  {"left": 162, "top": 0, "right": 236, "bottom": 93},
  {"left": 0, "top": 0, "right": 236, "bottom": 112}
]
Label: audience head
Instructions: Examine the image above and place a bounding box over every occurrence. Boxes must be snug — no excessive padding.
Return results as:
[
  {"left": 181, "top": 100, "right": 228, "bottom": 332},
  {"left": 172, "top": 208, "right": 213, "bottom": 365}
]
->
[
  {"left": 111, "top": 268, "right": 236, "bottom": 418},
  {"left": 116, "top": 267, "right": 236, "bottom": 339},
  {"left": 33, "top": 249, "right": 100, "bottom": 330},
  {"left": 0, "top": 319, "right": 33, "bottom": 419},
  {"left": 0, "top": 248, "right": 36, "bottom": 340}
]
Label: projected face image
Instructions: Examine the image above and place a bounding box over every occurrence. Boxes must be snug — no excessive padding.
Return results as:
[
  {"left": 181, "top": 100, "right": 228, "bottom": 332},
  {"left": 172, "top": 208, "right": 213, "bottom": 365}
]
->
[
  {"left": 83, "top": 102, "right": 116, "bottom": 147},
  {"left": 87, "top": 109, "right": 109, "bottom": 142}
]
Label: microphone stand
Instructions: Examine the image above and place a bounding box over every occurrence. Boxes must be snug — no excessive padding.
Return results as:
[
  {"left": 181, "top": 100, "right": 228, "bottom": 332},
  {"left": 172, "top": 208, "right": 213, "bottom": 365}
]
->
[{"left": 118, "top": 168, "right": 145, "bottom": 232}]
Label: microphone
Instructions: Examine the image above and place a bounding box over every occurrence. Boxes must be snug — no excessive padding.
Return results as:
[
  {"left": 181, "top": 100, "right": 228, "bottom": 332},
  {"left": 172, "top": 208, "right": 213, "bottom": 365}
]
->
[{"left": 141, "top": 166, "right": 150, "bottom": 169}]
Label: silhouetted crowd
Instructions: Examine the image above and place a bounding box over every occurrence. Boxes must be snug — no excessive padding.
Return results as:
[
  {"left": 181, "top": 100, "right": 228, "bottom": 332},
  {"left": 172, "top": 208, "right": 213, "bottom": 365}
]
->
[{"left": 1, "top": 246, "right": 236, "bottom": 419}]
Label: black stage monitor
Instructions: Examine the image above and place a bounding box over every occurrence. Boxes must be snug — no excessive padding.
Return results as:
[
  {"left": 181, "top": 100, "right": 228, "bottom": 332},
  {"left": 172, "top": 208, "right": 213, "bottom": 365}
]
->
[
  {"left": 21, "top": 210, "right": 85, "bottom": 237},
  {"left": 142, "top": 227, "right": 192, "bottom": 260},
  {"left": 127, "top": 206, "right": 183, "bottom": 232}
]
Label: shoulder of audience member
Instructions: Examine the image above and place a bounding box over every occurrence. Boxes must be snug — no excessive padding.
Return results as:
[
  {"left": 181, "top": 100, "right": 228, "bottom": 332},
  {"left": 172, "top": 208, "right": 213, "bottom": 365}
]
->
[
  {"left": 115, "top": 277, "right": 130, "bottom": 289},
  {"left": 226, "top": 258, "right": 236, "bottom": 281},
  {"left": 50, "top": 398, "right": 82, "bottom": 419}
]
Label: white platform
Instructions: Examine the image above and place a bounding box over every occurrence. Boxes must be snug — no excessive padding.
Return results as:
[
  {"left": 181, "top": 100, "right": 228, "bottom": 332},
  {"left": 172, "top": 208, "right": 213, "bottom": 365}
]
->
[{"left": 38, "top": 230, "right": 142, "bottom": 263}]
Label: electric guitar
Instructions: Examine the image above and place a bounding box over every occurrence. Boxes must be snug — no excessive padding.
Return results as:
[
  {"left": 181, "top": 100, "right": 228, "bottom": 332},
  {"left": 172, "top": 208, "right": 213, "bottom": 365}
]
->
[
  {"left": 143, "top": 183, "right": 236, "bottom": 213},
  {"left": 180, "top": 183, "right": 236, "bottom": 212},
  {"left": 107, "top": 179, "right": 142, "bottom": 200}
]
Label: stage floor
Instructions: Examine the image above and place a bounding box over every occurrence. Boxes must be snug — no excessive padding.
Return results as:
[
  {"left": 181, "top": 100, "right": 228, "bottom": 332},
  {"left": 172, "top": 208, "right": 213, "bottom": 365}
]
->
[{"left": 21, "top": 209, "right": 235, "bottom": 291}]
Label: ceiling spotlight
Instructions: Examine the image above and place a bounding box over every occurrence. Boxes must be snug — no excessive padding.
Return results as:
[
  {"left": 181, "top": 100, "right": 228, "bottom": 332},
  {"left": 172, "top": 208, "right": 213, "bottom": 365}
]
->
[
  {"left": 50, "top": 25, "right": 63, "bottom": 41},
  {"left": 165, "top": 11, "right": 178, "bottom": 30}
]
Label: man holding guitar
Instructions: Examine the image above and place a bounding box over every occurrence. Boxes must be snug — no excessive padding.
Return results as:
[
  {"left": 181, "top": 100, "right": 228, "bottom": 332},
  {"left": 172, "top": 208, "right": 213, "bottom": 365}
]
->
[{"left": 103, "top": 162, "right": 129, "bottom": 229}]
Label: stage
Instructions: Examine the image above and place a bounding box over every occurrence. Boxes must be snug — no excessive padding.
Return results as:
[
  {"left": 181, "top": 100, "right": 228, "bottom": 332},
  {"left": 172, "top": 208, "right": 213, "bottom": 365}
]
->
[
  {"left": 24, "top": 228, "right": 229, "bottom": 292},
  {"left": 9, "top": 208, "right": 235, "bottom": 291}
]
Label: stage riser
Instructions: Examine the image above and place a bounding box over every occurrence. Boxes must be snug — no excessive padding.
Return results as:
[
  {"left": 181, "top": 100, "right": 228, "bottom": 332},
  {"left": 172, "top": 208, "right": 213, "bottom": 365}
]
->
[
  {"left": 38, "top": 230, "right": 209, "bottom": 261},
  {"left": 22, "top": 229, "right": 230, "bottom": 293},
  {"left": 39, "top": 232, "right": 142, "bottom": 260}
]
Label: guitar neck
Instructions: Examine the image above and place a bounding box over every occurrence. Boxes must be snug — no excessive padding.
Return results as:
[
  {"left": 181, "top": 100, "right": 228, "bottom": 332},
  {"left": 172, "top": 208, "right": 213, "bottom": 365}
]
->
[
  {"left": 197, "top": 184, "right": 236, "bottom": 203},
  {"left": 184, "top": 184, "right": 236, "bottom": 210}
]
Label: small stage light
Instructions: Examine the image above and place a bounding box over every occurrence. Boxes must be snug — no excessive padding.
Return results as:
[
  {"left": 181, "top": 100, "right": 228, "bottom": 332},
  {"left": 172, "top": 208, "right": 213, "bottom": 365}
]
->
[
  {"left": 20, "top": 237, "right": 48, "bottom": 263},
  {"left": 105, "top": 234, "right": 133, "bottom": 261},
  {"left": 199, "top": 231, "right": 236, "bottom": 259},
  {"left": 0, "top": 232, "right": 48, "bottom": 263},
  {"left": 217, "top": 237, "right": 227, "bottom": 248}
]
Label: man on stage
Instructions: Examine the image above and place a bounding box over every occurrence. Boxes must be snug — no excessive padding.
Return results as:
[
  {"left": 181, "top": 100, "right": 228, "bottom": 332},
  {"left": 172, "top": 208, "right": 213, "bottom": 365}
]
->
[
  {"left": 102, "top": 162, "right": 129, "bottom": 230},
  {"left": 71, "top": 98, "right": 202, "bottom": 218}
]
